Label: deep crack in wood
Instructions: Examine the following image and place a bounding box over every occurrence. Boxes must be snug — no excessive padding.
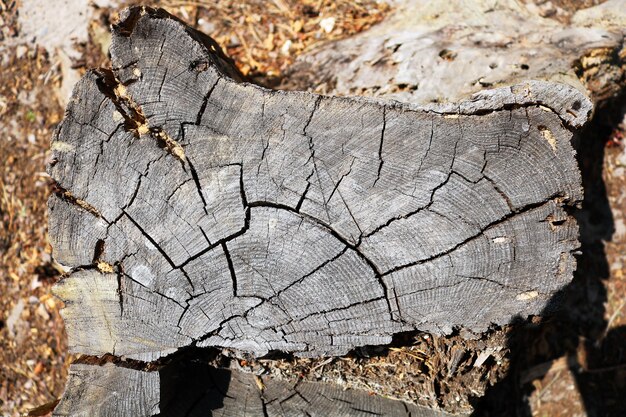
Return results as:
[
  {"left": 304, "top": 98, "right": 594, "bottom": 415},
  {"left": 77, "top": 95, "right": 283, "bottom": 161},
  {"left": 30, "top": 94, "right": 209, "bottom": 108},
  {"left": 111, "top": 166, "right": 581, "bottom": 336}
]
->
[{"left": 48, "top": 6, "right": 589, "bottom": 364}]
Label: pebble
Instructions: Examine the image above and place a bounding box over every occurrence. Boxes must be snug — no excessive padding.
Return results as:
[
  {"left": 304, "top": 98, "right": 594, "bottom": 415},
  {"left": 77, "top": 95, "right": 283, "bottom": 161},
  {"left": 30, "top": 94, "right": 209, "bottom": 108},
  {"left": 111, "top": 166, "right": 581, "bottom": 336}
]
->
[
  {"left": 16, "top": 45, "right": 28, "bottom": 59},
  {"left": 319, "top": 17, "right": 335, "bottom": 34},
  {"left": 197, "top": 18, "right": 216, "bottom": 34},
  {"left": 281, "top": 39, "right": 292, "bottom": 55},
  {"left": 7, "top": 299, "right": 25, "bottom": 339}
]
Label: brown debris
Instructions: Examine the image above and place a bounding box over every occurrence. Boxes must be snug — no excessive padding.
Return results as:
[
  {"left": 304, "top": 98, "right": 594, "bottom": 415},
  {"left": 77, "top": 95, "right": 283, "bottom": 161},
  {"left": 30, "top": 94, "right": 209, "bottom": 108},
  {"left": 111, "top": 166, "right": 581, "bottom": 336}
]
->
[
  {"left": 0, "top": 45, "right": 70, "bottom": 416},
  {"left": 233, "top": 330, "right": 510, "bottom": 414},
  {"left": 81, "top": 0, "right": 390, "bottom": 86}
]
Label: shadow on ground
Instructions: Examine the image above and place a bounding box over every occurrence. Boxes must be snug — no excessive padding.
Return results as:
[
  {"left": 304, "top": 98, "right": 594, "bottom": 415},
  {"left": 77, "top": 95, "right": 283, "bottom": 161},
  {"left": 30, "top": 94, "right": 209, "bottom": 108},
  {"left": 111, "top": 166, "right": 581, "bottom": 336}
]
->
[
  {"left": 155, "top": 349, "right": 230, "bottom": 417},
  {"left": 473, "top": 95, "right": 626, "bottom": 417}
]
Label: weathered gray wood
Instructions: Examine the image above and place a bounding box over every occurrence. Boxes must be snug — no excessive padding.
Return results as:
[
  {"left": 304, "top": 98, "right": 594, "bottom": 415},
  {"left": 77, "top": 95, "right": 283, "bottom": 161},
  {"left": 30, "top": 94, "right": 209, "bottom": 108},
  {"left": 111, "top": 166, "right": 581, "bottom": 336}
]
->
[
  {"left": 283, "top": 0, "right": 625, "bottom": 106},
  {"left": 48, "top": 5, "right": 595, "bottom": 415},
  {"left": 54, "top": 363, "right": 459, "bottom": 417},
  {"left": 52, "top": 363, "right": 159, "bottom": 417},
  {"left": 50, "top": 6, "right": 588, "bottom": 362}
]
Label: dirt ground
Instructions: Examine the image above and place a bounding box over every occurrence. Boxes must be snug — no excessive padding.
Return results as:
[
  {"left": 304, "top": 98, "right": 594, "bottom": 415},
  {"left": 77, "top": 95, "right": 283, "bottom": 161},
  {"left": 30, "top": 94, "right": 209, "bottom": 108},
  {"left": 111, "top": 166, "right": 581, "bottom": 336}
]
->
[{"left": 1, "top": 1, "right": 625, "bottom": 416}]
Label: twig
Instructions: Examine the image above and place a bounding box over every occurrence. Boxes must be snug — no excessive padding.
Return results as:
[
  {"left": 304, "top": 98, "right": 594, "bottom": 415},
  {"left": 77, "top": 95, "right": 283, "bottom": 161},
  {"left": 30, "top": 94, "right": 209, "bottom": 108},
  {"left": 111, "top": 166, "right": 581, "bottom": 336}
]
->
[{"left": 605, "top": 296, "right": 626, "bottom": 335}]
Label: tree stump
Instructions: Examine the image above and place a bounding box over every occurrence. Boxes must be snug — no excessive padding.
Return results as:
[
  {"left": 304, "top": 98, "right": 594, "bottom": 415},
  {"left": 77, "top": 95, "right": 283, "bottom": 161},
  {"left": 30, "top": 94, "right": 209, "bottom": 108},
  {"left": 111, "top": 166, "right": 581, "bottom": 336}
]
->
[
  {"left": 54, "top": 361, "right": 448, "bottom": 417},
  {"left": 48, "top": 5, "right": 604, "bottom": 416}
]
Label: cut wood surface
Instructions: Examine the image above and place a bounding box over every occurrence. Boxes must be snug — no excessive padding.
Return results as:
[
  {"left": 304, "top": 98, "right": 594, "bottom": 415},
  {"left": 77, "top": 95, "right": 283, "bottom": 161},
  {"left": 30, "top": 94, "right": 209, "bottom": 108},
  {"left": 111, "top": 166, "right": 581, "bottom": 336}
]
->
[
  {"left": 54, "top": 362, "right": 453, "bottom": 417},
  {"left": 48, "top": 5, "right": 597, "bottom": 416},
  {"left": 52, "top": 364, "right": 160, "bottom": 417},
  {"left": 50, "top": 6, "right": 589, "bottom": 361}
]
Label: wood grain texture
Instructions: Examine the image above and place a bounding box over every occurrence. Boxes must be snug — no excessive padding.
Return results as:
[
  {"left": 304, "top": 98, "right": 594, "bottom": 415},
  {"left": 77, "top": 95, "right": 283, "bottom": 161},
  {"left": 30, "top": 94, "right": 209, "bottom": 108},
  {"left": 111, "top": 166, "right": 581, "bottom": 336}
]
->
[
  {"left": 54, "top": 363, "right": 459, "bottom": 417},
  {"left": 53, "top": 363, "right": 159, "bottom": 417},
  {"left": 49, "top": 6, "right": 589, "bottom": 363},
  {"left": 283, "top": 0, "right": 625, "bottom": 105}
]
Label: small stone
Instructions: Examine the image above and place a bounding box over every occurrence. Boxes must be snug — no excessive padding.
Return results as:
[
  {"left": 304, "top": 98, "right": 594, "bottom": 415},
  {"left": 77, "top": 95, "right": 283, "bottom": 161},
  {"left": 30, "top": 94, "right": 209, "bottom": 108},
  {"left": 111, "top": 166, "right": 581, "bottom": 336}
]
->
[
  {"left": 281, "top": 39, "right": 292, "bottom": 55},
  {"left": 197, "top": 18, "right": 216, "bottom": 34},
  {"left": 16, "top": 45, "right": 28, "bottom": 59},
  {"left": 319, "top": 17, "right": 335, "bottom": 34},
  {"left": 7, "top": 299, "right": 25, "bottom": 339}
]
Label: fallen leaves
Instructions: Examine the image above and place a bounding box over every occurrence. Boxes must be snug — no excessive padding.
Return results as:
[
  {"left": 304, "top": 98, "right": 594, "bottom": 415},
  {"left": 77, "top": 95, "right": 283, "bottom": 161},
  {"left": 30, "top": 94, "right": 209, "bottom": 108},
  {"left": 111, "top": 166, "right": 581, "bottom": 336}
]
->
[{"left": 156, "top": 0, "right": 391, "bottom": 80}]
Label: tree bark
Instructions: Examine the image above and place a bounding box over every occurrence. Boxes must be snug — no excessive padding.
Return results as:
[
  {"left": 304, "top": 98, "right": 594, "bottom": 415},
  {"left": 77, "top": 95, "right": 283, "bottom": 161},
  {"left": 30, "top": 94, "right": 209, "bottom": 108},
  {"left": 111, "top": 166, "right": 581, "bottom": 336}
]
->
[{"left": 47, "top": 4, "right": 610, "bottom": 415}]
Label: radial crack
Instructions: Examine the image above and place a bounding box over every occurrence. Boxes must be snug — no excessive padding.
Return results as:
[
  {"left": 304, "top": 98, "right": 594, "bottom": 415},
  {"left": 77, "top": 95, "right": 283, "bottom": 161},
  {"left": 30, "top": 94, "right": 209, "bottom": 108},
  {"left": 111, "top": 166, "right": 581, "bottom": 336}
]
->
[
  {"left": 382, "top": 195, "right": 565, "bottom": 276},
  {"left": 372, "top": 106, "right": 386, "bottom": 186},
  {"left": 222, "top": 242, "right": 238, "bottom": 297}
]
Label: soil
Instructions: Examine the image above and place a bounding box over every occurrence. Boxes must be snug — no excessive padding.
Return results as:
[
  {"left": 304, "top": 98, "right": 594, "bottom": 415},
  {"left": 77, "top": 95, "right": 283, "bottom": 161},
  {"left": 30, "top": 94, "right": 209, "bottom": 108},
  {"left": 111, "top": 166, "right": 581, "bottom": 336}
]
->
[
  {"left": 0, "top": 40, "right": 69, "bottom": 416},
  {"left": 1, "top": 1, "right": 624, "bottom": 417}
]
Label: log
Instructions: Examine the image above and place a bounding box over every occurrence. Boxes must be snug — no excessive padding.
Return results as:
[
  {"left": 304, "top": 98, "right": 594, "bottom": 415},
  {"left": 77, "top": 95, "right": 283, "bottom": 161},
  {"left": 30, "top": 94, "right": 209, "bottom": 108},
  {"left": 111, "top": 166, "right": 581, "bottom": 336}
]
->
[
  {"left": 282, "top": 0, "right": 626, "bottom": 104},
  {"left": 52, "top": 364, "right": 160, "bottom": 417},
  {"left": 54, "top": 362, "right": 448, "bottom": 417},
  {"left": 275, "top": 0, "right": 626, "bottom": 411},
  {"left": 48, "top": 5, "right": 596, "bottom": 416}
]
